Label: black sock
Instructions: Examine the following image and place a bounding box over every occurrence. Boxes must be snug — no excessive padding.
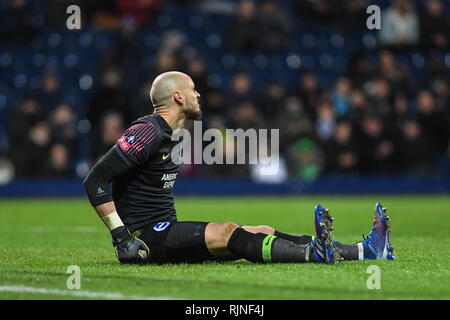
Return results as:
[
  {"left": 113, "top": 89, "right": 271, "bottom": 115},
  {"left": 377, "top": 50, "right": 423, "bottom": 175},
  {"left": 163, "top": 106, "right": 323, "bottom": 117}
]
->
[
  {"left": 271, "top": 237, "right": 315, "bottom": 263},
  {"left": 217, "top": 231, "right": 312, "bottom": 262},
  {"left": 274, "top": 230, "right": 363, "bottom": 261},
  {"left": 227, "top": 228, "right": 314, "bottom": 263},
  {"left": 274, "top": 231, "right": 312, "bottom": 245},
  {"left": 334, "top": 241, "right": 360, "bottom": 261},
  {"left": 227, "top": 228, "right": 267, "bottom": 262}
]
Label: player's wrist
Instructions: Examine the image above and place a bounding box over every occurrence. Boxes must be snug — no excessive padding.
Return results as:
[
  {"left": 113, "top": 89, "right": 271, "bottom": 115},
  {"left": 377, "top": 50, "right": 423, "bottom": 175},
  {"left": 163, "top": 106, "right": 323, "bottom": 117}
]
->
[
  {"left": 110, "top": 226, "right": 132, "bottom": 246},
  {"left": 101, "top": 211, "right": 124, "bottom": 231}
]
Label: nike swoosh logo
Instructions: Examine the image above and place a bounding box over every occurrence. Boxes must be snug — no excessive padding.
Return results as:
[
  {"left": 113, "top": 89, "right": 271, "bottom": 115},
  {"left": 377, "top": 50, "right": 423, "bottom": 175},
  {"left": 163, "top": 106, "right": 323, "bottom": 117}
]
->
[{"left": 162, "top": 153, "right": 170, "bottom": 160}]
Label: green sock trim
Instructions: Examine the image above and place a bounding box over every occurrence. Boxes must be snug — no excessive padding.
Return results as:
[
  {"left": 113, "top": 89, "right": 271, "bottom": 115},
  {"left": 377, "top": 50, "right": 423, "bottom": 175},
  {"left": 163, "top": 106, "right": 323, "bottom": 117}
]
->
[{"left": 262, "top": 235, "right": 276, "bottom": 262}]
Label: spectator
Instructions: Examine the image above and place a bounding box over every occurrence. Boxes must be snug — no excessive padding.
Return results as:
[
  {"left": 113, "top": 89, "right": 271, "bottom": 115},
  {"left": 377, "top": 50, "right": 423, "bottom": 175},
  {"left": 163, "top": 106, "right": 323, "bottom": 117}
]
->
[
  {"left": 0, "top": 0, "right": 37, "bottom": 46},
  {"left": 228, "top": 72, "right": 253, "bottom": 108},
  {"left": 377, "top": 50, "right": 398, "bottom": 85},
  {"left": 429, "top": 76, "right": 449, "bottom": 116},
  {"left": 230, "top": 101, "right": 265, "bottom": 130},
  {"left": 0, "top": 157, "right": 14, "bottom": 184},
  {"left": 288, "top": 138, "right": 320, "bottom": 182},
  {"left": 415, "top": 89, "right": 449, "bottom": 158},
  {"left": 358, "top": 115, "right": 397, "bottom": 174},
  {"left": 426, "top": 54, "right": 449, "bottom": 85},
  {"left": 315, "top": 99, "right": 336, "bottom": 141},
  {"left": 7, "top": 98, "right": 45, "bottom": 177},
  {"left": 203, "top": 89, "right": 226, "bottom": 120},
  {"left": 116, "top": 0, "right": 161, "bottom": 25},
  {"left": 204, "top": 120, "right": 252, "bottom": 179},
  {"left": 392, "top": 93, "right": 412, "bottom": 125},
  {"left": 48, "top": 104, "right": 78, "bottom": 156},
  {"left": 88, "top": 112, "right": 124, "bottom": 164},
  {"left": 276, "top": 96, "right": 314, "bottom": 152},
  {"left": 366, "top": 77, "right": 393, "bottom": 119},
  {"left": 26, "top": 121, "right": 52, "bottom": 177},
  {"left": 186, "top": 56, "right": 213, "bottom": 101},
  {"left": 42, "top": 143, "right": 75, "bottom": 178},
  {"left": 101, "top": 16, "right": 145, "bottom": 95},
  {"left": 147, "top": 33, "right": 185, "bottom": 81},
  {"left": 33, "top": 71, "right": 63, "bottom": 115},
  {"left": 86, "top": 68, "right": 130, "bottom": 131},
  {"left": 227, "top": 0, "right": 258, "bottom": 52},
  {"left": 322, "top": 121, "right": 359, "bottom": 174},
  {"left": 8, "top": 98, "right": 44, "bottom": 142},
  {"left": 346, "top": 52, "right": 374, "bottom": 88},
  {"left": 155, "top": 31, "right": 185, "bottom": 65},
  {"left": 294, "top": 71, "right": 323, "bottom": 118},
  {"left": 296, "top": 0, "right": 365, "bottom": 31},
  {"left": 338, "top": 0, "right": 366, "bottom": 31},
  {"left": 380, "top": 0, "right": 420, "bottom": 49},
  {"left": 257, "top": 81, "right": 287, "bottom": 123},
  {"left": 348, "top": 88, "right": 368, "bottom": 124},
  {"left": 376, "top": 49, "right": 412, "bottom": 95},
  {"left": 255, "top": 0, "right": 293, "bottom": 52},
  {"left": 207, "top": 115, "right": 227, "bottom": 134},
  {"left": 296, "top": 0, "right": 333, "bottom": 27},
  {"left": 419, "top": 0, "right": 449, "bottom": 51},
  {"left": 86, "top": 0, "right": 121, "bottom": 30},
  {"left": 152, "top": 53, "right": 182, "bottom": 77},
  {"left": 398, "top": 119, "right": 435, "bottom": 174},
  {"left": 331, "top": 77, "right": 351, "bottom": 118}
]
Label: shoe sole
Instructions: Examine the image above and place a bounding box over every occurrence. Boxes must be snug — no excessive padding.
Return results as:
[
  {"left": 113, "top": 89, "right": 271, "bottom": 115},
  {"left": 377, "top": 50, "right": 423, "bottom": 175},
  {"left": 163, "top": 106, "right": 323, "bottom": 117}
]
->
[
  {"left": 317, "top": 208, "right": 342, "bottom": 264},
  {"left": 375, "top": 203, "right": 395, "bottom": 260}
]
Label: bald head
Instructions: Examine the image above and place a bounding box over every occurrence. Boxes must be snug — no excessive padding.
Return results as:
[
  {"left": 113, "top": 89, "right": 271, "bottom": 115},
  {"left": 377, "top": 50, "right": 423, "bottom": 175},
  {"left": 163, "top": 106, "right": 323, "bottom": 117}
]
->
[{"left": 150, "top": 71, "right": 190, "bottom": 108}]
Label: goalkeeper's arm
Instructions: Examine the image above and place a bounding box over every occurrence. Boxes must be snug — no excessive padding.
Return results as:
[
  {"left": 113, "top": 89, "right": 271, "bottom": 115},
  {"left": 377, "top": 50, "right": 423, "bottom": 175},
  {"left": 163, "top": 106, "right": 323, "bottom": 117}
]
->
[{"left": 82, "top": 147, "right": 149, "bottom": 264}]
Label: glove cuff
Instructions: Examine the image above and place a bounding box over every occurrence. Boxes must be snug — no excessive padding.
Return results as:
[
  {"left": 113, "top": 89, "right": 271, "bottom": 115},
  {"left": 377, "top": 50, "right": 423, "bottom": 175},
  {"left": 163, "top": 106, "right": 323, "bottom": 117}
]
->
[{"left": 111, "top": 226, "right": 132, "bottom": 246}]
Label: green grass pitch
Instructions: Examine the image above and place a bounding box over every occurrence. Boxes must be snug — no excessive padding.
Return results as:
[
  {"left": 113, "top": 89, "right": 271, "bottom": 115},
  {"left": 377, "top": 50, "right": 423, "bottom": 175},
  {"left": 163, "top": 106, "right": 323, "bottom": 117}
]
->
[{"left": 0, "top": 195, "right": 449, "bottom": 300}]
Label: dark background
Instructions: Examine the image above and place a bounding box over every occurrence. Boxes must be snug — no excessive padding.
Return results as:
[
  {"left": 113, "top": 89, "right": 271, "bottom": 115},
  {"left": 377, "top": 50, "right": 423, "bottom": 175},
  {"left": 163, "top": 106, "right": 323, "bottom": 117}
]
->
[{"left": 0, "top": 0, "right": 449, "bottom": 189}]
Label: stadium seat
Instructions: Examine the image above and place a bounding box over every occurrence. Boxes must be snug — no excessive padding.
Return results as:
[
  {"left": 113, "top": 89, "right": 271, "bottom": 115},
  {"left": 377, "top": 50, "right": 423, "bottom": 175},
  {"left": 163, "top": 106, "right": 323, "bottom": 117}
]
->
[
  {"left": 47, "top": 32, "right": 62, "bottom": 49},
  {"left": 206, "top": 33, "right": 222, "bottom": 50},
  {"left": 62, "top": 53, "right": 78, "bottom": 69},
  {"left": 220, "top": 53, "right": 237, "bottom": 69},
  {"left": 78, "top": 32, "right": 94, "bottom": 49},
  {"left": 0, "top": 52, "right": 13, "bottom": 68},
  {"left": 143, "top": 33, "right": 160, "bottom": 49}
]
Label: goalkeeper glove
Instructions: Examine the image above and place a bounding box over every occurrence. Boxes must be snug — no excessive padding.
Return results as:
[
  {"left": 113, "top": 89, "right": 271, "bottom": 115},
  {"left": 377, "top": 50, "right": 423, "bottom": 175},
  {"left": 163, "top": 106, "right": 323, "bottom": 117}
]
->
[{"left": 110, "top": 226, "right": 150, "bottom": 264}]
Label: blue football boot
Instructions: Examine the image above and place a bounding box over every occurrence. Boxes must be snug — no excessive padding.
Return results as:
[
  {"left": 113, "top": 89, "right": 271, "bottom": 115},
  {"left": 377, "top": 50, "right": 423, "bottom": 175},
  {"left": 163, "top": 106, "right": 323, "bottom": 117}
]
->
[
  {"left": 361, "top": 203, "right": 395, "bottom": 260},
  {"left": 310, "top": 205, "right": 341, "bottom": 264}
]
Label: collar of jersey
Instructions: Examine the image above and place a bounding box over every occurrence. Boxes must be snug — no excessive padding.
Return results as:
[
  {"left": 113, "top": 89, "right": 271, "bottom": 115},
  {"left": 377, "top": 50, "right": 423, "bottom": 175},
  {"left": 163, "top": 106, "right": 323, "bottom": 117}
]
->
[{"left": 153, "top": 112, "right": 173, "bottom": 134}]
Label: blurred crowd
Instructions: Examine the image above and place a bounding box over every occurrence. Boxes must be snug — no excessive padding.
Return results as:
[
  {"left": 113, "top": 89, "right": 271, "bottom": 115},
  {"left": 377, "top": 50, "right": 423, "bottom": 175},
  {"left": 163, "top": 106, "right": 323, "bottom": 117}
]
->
[{"left": 1, "top": 0, "right": 449, "bottom": 183}]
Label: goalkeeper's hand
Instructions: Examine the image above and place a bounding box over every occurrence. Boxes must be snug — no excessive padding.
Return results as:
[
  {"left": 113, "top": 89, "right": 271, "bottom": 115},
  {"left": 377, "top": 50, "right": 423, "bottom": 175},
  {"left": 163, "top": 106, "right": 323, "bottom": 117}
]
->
[{"left": 111, "top": 226, "right": 150, "bottom": 264}]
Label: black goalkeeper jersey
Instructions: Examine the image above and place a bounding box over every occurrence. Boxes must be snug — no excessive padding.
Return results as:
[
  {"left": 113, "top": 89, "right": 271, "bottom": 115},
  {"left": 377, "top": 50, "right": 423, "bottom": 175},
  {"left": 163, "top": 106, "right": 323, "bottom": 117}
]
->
[{"left": 111, "top": 113, "right": 180, "bottom": 232}]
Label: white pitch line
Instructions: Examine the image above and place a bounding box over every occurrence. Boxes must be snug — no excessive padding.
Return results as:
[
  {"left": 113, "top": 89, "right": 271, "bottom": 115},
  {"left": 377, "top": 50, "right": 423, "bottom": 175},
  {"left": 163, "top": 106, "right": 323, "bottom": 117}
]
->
[{"left": 0, "top": 285, "right": 178, "bottom": 300}]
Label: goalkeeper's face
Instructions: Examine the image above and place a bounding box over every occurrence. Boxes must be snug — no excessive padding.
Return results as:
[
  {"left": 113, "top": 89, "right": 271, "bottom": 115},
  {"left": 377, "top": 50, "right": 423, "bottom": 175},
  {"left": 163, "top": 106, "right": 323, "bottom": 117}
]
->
[{"left": 183, "top": 77, "right": 202, "bottom": 120}]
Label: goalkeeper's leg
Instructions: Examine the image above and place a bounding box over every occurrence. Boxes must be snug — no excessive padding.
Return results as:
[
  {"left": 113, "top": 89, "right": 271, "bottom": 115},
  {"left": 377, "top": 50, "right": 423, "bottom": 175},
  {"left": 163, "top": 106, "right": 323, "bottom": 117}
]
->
[
  {"left": 213, "top": 224, "right": 362, "bottom": 262},
  {"left": 206, "top": 222, "right": 319, "bottom": 263},
  {"left": 213, "top": 225, "right": 312, "bottom": 261}
]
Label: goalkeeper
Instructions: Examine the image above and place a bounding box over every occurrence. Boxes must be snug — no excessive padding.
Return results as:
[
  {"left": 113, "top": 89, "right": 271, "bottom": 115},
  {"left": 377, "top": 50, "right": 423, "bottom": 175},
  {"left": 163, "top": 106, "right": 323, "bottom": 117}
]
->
[{"left": 83, "top": 71, "right": 394, "bottom": 265}]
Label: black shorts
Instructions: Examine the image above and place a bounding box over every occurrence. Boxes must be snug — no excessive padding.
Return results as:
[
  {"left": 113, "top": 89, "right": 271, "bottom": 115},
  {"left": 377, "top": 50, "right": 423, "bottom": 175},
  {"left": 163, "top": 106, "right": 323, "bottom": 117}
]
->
[{"left": 139, "top": 221, "right": 216, "bottom": 264}]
